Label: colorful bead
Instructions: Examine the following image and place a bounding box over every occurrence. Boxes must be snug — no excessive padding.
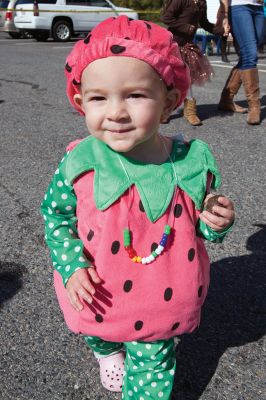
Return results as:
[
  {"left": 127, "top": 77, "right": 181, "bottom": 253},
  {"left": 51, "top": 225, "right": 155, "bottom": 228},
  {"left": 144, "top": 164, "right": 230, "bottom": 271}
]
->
[
  {"left": 124, "top": 223, "right": 172, "bottom": 265},
  {"left": 155, "top": 246, "right": 164, "bottom": 255},
  {"left": 164, "top": 225, "right": 171, "bottom": 234},
  {"left": 123, "top": 228, "right": 131, "bottom": 247}
]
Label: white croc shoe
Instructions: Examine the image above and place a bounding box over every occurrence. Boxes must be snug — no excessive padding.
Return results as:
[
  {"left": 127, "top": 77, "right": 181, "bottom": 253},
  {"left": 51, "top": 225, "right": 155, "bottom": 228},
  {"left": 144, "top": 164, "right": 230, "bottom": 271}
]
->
[{"left": 98, "top": 351, "right": 125, "bottom": 392}]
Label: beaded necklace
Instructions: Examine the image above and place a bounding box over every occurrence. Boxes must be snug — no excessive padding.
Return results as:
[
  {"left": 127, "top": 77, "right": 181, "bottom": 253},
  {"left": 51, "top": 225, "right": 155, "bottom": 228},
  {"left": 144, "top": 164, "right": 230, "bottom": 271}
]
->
[{"left": 116, "top": 136, "right": 179, "bottom": 265}]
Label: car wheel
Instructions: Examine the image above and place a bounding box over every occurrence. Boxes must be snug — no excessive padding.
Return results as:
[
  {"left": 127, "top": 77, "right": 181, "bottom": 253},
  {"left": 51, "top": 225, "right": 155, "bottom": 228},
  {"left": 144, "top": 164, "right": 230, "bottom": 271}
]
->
[
  {"left": 8, "top": 32, "right": 22, "bottom": 39},
  {"left": 52, "top": 20, "right": 72, "bottom": 42},
  {"left": 32, "top": 32, "right": 49, "bottom": 41}
]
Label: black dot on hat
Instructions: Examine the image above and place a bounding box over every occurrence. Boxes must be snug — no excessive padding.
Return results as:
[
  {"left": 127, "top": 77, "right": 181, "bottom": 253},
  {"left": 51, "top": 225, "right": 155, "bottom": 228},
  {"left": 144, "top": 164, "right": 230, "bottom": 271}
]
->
[
  {"left": 65, "top": 63, "right": 72, "bottom": 73},
  {"left": 174, "top": 204, "right": 183, "bottom": 218},
  {"left": 164, "top": 288, "right": 173, "bottom": 302},
  {"left": 123, "top": 280, "right": 133, "bottom": 293},
  {"left": 145, "top": 22, "right": 152, "bottom": 29},
  {"left": 171, "top": 322, "right": 180, "bottom": 331},
  {"left": 111, "top": 240, "right": 120, "bottom": 255},
  {"left": 95, "top": 314, "right": 103, "bottom": 323},
  {"left": 134, "top": 320, "right": 143, "bottom": 331},
  {"left": 72, "top": 79, "right": 80, "bottom": 86},
  {"left": 84, "top": 34, "right": 91, "bottom": 44},
  {"left": 111, "top": 45, "right": 126, "bottom": 54},
  {"left": 87, "top": 229, "right": 94, "bottom": 241},
  {"left": 151, "top": 242, "right": 158, "bottom": 253},
  {"left": 124, "top": 37, "right": 130, "bottom": 40},
  {"left": 139, "top": 200, "right": 145, "bottom": 212},
  {"left": 188, "top": 248, "right": 195, "bottom": 262},
  {"left": 198, "top": 285, "right": 203, "bottom": 297}
]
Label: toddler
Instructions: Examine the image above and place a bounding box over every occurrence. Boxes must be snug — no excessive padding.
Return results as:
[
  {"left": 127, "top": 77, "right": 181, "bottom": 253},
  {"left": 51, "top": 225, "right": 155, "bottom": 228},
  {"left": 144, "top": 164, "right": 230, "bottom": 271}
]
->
[{"left": 41, "top": 16, "right": 235, "bottom": 399}]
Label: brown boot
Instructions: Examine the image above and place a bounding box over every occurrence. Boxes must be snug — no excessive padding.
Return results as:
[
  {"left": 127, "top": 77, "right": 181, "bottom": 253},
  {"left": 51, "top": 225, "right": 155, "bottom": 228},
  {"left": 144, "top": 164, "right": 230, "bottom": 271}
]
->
[
  {"left": 240, "top": 68, "right": 261, "bottom": 125},
  {"left": 183, "top": 98, "right": 202, "bottom": 126},
  {"left": 218, "top": 67, "right": 247, "bottom": 113}
]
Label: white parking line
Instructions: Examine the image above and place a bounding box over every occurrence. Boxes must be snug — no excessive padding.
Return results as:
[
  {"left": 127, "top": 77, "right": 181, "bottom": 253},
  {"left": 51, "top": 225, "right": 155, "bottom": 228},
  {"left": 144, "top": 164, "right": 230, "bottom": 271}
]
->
[
  {"left": 52, "top": 46, "right": 73, "bottom": 49},
  {"left": 210, "top": 63, "right": 266, "bottom": 72}
]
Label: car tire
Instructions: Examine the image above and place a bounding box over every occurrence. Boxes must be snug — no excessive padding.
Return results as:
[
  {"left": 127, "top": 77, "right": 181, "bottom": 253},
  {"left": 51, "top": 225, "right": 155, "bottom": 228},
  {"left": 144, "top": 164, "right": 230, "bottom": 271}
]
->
[
  {"left": 52, "top": 20, "right": 72, "bottom": 42},
  {"left": 32, "top": 32, "right": 49, "bottom": 41},
  {"left": 8, "top": 32, "right": 22, "bottom": 39}
]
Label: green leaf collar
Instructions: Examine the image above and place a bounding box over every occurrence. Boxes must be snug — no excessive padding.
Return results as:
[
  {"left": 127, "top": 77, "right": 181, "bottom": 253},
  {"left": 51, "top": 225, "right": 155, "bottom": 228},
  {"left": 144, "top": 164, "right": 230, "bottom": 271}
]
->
[{"left": 65, "top": 136, "right": 221, "bottom": 222}]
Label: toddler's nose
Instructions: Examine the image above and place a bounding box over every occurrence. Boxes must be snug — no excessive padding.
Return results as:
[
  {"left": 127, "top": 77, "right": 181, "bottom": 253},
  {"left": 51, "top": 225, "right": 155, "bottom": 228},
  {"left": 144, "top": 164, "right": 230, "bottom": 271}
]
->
[{"left": 107, "top": 100, "right": 129, "bottom": 121}]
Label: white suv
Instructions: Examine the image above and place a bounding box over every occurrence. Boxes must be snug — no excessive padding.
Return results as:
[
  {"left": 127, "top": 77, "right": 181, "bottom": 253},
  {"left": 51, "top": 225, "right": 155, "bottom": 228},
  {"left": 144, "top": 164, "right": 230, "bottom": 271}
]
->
[{"left": 14, "top": 0, "right": 138, "bottom": 42}]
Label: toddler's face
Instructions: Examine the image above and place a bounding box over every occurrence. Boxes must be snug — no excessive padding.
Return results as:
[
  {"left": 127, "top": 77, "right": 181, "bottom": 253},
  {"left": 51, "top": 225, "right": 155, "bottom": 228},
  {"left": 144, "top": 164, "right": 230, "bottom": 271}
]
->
[{"left": 74, "top": 57, "right": 178, "bottom": 157}]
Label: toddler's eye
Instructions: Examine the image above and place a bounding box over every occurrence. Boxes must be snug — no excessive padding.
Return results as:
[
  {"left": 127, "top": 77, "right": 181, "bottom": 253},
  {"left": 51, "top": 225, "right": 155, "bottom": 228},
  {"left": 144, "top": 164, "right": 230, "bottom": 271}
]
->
[
  {"left": 129, "top": 93, "right": 145, "bottom": 99},
  {"left": 89, "top": 96, "right": 106, "bottom": 101}
]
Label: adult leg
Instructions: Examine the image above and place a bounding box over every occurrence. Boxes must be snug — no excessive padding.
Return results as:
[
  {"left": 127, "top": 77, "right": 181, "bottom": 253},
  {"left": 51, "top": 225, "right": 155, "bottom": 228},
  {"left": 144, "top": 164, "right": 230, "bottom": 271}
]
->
[
  {"left": 221, "top": 36, "right": 229, "bottom": 63},
  {"left": 84, "top": 336, "right": 124, "bottom": 392},
  {"left": 218, "top": 66, "right": 247, "bottom": 113},
  {"left": 231, "top": 5, "right": 263, "bottom": 124},
  {"left": 122, "top": 339, "right": 176, "bottom": 400}
]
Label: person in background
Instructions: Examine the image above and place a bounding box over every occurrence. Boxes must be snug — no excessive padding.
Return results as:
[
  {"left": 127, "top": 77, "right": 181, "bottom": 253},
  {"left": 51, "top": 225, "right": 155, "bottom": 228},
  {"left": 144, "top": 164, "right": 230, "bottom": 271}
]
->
[
  {"left": 218, "top": 0, "right": 264, "bottom": 125},
  {"left": 161, "top": 0, "right": 226, "bottom": 126},
  {"left": 216, "top": 1, "right": 230, "bottom": 62},
  {"left": 258, "top": 0, "right": 266, "bottom": 52}
]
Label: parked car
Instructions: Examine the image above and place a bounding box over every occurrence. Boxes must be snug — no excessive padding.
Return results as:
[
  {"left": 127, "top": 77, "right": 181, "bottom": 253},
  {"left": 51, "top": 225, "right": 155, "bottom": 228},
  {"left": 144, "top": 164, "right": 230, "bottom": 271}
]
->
[
  {"left": 0, "top": 0, "right": 22, "bottom": 38},
  {"left": 14, "top": 0, "right": 138, "bottom": 42}
]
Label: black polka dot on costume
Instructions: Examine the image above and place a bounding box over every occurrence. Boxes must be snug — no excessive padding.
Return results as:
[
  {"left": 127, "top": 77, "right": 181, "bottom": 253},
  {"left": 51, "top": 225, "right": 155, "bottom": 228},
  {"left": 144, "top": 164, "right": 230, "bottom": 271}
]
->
[
  {"left": 188, "top": 248, "right": 195, "bottom": 262},
  {"left": 171, "top": 322, "right": 180, "bottom": 331},
  {"left": 124, "top": 37, "right": 130, "bottom": 40},
  {"left": 123, "top": 280, "right": 133, "bottom": 293},
  {"left": 95, "top": 314, "right": 103, "bottom": 323},
  {"left": 151, "top": 242, "right": 158, "bottom": 252},
  {"left": 174, "top": 204, "right": 183, "bottom": 218},
  {"left": 72, "top": 79, "right": 80, "bottom": 86},
  {"left": 164, "top": 288, "right": 173, "bottom": 301},
  {"left": 111, "top": 240, "right": 120, "bottom": 254},
  {"left": 134, "top": 320, "right": 143, "bottom": 331},
  {"left": 198, "top": 285, "right": 203, "bottom": 297},
  {"left": 84, "top": 34, "right": 91, "bottom": 44},
  {"left": 65, "top": 63, "right": 72, "bottom": 72},
  {"left": 145, "top": 22, "right": 152, "bottom": 29},
  {"left": 139, "top": 200, "right": 145, "bottom": 212},
  {"left": 110, "top": 45, "right": 126, "bottom": 54},
  {"left": 87, "top": 229, "right": 94, "bottom": 241}
]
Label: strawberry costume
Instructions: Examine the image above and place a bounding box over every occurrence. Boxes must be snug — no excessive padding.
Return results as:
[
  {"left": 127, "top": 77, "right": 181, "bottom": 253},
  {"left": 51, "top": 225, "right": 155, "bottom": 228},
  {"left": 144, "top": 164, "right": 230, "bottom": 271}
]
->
[{"left": 41, "top": 16, "right": 233, "bottom": 399}]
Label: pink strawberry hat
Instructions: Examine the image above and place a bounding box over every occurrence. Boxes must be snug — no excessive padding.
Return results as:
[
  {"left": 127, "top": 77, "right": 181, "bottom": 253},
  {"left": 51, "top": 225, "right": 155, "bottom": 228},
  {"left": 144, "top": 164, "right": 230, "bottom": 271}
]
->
[{"left": 65, "top": 15, "right": 190, "bottom": 114}]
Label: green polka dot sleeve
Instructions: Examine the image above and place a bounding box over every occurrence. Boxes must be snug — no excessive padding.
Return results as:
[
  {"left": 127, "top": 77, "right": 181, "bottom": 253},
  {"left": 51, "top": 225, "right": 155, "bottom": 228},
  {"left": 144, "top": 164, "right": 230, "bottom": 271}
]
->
[
  {"left": 41, "top": 152, "right": 91, "bottom": 286},
  {"left": 197, "top": 219, "right": 234, "bottom": 243}
]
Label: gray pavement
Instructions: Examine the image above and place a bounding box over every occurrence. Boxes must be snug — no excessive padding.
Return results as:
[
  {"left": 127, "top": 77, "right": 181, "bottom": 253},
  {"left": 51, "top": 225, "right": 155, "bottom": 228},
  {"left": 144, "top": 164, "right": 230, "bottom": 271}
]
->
[{"left": 0, "top": 33, "right": 265, "bottom": 400}]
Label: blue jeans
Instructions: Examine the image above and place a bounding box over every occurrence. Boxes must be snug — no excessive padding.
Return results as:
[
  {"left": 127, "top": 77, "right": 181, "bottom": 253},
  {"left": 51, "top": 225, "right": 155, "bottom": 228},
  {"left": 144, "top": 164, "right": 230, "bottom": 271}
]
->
[{"left": 230, "top": 5, "right": 265, "bottom": 69}]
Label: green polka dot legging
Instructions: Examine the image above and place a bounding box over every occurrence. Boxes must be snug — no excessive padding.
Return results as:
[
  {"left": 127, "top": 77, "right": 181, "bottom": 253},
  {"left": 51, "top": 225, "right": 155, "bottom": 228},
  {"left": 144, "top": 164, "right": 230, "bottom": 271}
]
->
[{"left": 84, "top": 336, "right": 176, "bottom": 399}]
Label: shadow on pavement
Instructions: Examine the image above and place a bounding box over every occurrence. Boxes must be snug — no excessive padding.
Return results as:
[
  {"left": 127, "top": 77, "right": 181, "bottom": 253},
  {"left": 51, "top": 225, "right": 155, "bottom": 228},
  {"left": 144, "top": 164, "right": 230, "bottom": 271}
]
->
[
  {"left": 172, "top": 224, "right": 266, "bottom": 400},
  {"left": 0, "top": 261, "right": 27, "bottom": 307}
]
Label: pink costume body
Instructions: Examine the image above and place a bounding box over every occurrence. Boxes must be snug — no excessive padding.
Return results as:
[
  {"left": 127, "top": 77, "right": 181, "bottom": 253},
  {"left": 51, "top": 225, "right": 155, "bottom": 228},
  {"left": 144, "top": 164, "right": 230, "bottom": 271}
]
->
[{"left": 54, "top": 156, "right": 210, "bottom": 342}]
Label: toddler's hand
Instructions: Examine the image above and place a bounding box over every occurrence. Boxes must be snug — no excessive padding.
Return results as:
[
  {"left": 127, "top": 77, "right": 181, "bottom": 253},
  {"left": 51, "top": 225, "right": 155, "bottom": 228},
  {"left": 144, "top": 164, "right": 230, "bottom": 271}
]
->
[
  {"left": 199, "top": 195, "right": 235, "bottom": 232},
  {"left": 66, "top": 267, "right": 101, "bottom": 311}
]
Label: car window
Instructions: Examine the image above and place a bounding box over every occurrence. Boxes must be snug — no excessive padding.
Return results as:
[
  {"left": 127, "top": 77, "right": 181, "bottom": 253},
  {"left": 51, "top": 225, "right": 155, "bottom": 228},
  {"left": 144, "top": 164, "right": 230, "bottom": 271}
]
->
[
  {"left": 65, "top": 0, "right": 90, "bottom": 5},
  {"left": 15, "top": 0, "right": 57, "bottom": 4},
  {"left": 0, "top": 0, "right": 10, "bottom": 7},
  {"left": 89, "top": 0, "right": 111, "bottom": 6}
]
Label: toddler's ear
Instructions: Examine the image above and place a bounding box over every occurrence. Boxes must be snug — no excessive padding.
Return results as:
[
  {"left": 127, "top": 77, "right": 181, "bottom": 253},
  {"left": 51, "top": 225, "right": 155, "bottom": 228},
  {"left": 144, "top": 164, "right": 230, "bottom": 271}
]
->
[
  {"left": 161, "top": 89, "right": 181, "bottom": 123},
  {"left": 73, "top": 94, "right": 84, "bottom": 114}
]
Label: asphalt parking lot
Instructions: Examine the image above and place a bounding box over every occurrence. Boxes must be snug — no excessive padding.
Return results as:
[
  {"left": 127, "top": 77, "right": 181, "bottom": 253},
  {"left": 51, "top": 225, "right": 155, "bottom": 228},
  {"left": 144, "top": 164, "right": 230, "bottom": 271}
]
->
[{"left": 0, "top": 32, "right": 265, "bottom": 400}]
